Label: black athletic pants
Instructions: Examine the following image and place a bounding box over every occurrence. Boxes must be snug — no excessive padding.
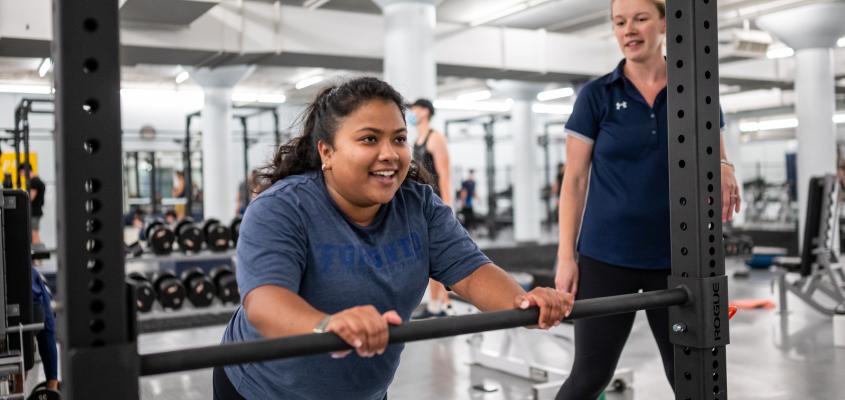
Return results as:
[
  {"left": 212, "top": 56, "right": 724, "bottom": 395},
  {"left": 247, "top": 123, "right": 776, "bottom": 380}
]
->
[
  {"left": 555, "top": 255, "right": 675, "bottom": 400},
  {"left": 213, "top": 366, "right": 246, "bottom": 400}
]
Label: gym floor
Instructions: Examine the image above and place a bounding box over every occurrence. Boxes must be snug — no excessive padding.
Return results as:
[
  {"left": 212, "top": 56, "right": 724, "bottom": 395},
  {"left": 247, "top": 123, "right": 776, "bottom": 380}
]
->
[{"left": 137, "top": 257, "right": 845, "bottom": 400}]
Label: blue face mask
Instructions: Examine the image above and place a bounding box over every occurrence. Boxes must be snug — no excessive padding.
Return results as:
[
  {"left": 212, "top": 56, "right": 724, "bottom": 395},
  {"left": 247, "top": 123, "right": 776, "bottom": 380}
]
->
[{"left": 406, "top": 112, "right": 417, "bottom": 126}]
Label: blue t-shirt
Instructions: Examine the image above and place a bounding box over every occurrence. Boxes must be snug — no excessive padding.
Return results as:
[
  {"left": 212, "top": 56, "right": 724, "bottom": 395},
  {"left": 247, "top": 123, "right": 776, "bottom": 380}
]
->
[
  {"left": 222, "top": 171, "right": 490, "bottom": 400},
  {"left": 565, "top": 60, "right": 724, "bottom": 269}
]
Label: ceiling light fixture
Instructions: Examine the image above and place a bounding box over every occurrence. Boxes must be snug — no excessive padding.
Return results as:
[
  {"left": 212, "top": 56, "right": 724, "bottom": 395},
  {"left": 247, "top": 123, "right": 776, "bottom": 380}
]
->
[
  {"left": 303, "top": 0, "right": 330, "bottom": 10},
  {"left": 295, "top": 76, "right": 324, "bottom": 90},
  {"left": 175, "top": 71, "right": 190, "bottom": 84},
  {"left": 456, "top": 90, "right": 492, "bottom": 102},
  {"left": 537, "top": 87, "right": 574, "bottom": 102},
  {"left": 0, "top": 84, "right": 52, "bottom": 94},
  {"left": 469, "top": 0, "right": 551, "bottom": 27},
  {"left": 38, "top": 58, "right": 52, "bottom": 78}
]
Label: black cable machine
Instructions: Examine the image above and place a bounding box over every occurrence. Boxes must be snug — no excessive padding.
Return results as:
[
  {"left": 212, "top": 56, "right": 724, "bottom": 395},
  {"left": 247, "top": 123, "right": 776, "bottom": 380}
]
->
[
  {"left": 183, "top": 106, "right": 281, "bottom": 217},
  {"left": 7, "top": 98, "right": 54, "bottom": 190},
  {"left": 51, "top": 1, "right": 730, "bottom": 399}
]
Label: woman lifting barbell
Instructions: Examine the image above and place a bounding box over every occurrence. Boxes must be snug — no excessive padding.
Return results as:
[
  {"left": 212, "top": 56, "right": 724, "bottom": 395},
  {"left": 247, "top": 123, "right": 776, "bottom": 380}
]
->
[{"left": 215, "top": 77, "right": 574, "bottom": 400}]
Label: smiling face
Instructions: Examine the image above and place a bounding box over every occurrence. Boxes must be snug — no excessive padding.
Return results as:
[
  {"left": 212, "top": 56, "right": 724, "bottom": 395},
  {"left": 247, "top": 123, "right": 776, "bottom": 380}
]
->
[
  {"left": 611, "top": 0, "right": 666, "bottom": 63},
  {"left": 319, "top": 98, "right": 411, "bottom": 212}
]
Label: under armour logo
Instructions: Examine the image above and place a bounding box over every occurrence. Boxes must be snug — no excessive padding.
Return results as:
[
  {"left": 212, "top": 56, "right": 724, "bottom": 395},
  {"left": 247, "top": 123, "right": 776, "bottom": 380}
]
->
[{"left": 616, "top": 101, "right": 628, "bottom": 110}]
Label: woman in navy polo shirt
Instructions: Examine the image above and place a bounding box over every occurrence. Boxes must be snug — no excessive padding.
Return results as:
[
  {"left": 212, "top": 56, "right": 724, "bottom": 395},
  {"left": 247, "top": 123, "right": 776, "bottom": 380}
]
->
[{"left": 554, "top": 0, "right": 740, "bottom": 398}]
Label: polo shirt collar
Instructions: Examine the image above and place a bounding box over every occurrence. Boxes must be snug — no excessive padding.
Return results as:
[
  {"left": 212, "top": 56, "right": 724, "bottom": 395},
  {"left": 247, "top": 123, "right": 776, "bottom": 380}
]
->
[{"left": 604, "top": 59, "right": 627, "bottom": 86}]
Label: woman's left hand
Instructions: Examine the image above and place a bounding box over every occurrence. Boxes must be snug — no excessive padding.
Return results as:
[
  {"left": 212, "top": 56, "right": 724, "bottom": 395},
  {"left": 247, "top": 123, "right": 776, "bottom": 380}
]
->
[
  {"left": 515, "top": 287, "right": 574, "bottom": 329},
  {"left": 721, "top": 164, "right": 741, "bottom": 222}
]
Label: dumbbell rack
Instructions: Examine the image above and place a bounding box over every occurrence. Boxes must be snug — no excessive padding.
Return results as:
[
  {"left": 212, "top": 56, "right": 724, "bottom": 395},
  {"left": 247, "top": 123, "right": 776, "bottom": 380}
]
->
[{"left": 137, "top": 304, "right": 238, "bottom": 334}]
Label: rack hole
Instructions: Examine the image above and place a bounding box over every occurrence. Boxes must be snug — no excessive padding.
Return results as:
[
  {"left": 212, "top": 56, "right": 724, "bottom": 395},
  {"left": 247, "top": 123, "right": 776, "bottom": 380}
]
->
[
  {"left": 708, "top": 209, "right": 715, "bottom": 218},
  {"left": 89, "top": 319, "right": 105, "bottom": 333},
  {"left": 679, "top": 160, "right": 686, "bottom": 168},
  {"left": 676, "top": 35, "right": 683, "bottom": 43},
  {"left": 707, "top": 172, "right": 714, "bottom": 180},
  {"left": 85, "top": 199, "right": 100, "bottom": 214},
  {"left": 708, "top": 222, "right": 714, "bottom": 230},
  {"left": 710, "top": 260, "right": 716, "bottom": 268},
  {"left": 706, "top": 146, "right": 713, "bottom": 155},
  {"left": 678, "top": 110, "right": 685, "bottom": 119},
  {"left": 85, "top": 219, "right": 100, "bottom": 233},
  {"left": 709, "top": 235, "right": 715, "bottom": 243},
  {"left": 87, "top": 258, "right": 102, "bottom": 272},
  {"left": 83, "top": 18, "right": 98, "bottom": 32},
  {"left": 712, "top": 347, "right": 719, "bottom": 355},
  {"left": 88, "top": 278, "right": 103, "bottom": 293},
  {"left": 683, "top": 347, "right": 691, "bottom": 355},
  {"left": 704, "top": 45, "right": 711, "bottom": 54},
  {"left": 707, "top": 184, "right": 714, "bottom": 193},
  {"left": 83, "top": 139, "right": 99, "bottom": 155},
  {"left": 706, "top": 121, "right": 713, "bottom": 130},
  {"left": 83, "top": 58, "right": 99, "bottom": 74},
  {"left": 684, "top": 371, "right": 692, "bottom": 381},
  {"left": 84, "top": 178, "right": 100, "bottom": 193},
  {"left": 676, "top": 60, "right": 684, "bottom": 69},
  {"left": 83, "top": 99, "right": 99, "bottom": 114},
  {"left": 706, "top": 96, "right": 712, "bottom": 104},
  {"left": 705, "top": 70, "right": 712, "bottom": 79},
  {"left": 677, "top": 85, "right": 684, "bottom": 93},
  {"left": 675, "top": 10, "right": 682, "bottom": 18},
  {"left": 680, "top": 222, "right": 688, "bottom": 231},
  {"left": 712, "top": 360, "right": 719, "bottom": 368},
  {"left": 704, "top": 20, "right": 710, "bottom": 29},
  {"left": 681, "top": 247, "right": 688, "bottom": 255},
  {"left": 680, "top": 197, "right": 687, "bottom": 206},
  {"left": 681, "top": 272, "right": 689, "bottom": 278},
  {"left": 678, "top": 135, "right": 685, "bottom": 143},
  {"left": 85, "top": 239, "right": 100, "bottom": 253},
  {"left": 709, "top": 247, "right": 716, "bottom": 255}
]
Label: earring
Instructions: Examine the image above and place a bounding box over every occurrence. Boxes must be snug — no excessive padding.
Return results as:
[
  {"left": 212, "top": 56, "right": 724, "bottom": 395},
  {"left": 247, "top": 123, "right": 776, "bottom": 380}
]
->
[{"left": 321, "top": 163, "right": 331, "bottom": 172}]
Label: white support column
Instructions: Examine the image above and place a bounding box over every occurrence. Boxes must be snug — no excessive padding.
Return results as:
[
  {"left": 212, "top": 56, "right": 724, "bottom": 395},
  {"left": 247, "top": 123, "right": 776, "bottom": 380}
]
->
[
  {"left": 490, "top": 81, "right": 545, "bottom": 243},
  {"left": 757, "top": 3, "right": 845, "bottom": 245},
  {"left": 191, "top": 66, "right": 254, "bottom": 222},
  {"left": 375, "top": 0, "right": 437, "bottom": 101}
]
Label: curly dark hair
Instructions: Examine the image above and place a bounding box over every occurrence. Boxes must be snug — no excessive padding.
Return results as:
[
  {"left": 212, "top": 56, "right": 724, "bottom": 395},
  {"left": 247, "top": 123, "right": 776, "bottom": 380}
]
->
[{"left": 254, "top": 77, "right": 432, "bottom": 193}]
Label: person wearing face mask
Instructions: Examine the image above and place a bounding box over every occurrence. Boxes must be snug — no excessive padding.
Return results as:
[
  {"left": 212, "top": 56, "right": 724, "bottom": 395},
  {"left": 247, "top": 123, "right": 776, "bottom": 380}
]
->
[
  {"left": 554, "top": 1, "right": 740, "bottom": 399},
  {"left": 216, "top": 77, "right": 574, "bottom": 400},
  {"left": 408, "top": 98, "right": 455, "bottom": 319}
]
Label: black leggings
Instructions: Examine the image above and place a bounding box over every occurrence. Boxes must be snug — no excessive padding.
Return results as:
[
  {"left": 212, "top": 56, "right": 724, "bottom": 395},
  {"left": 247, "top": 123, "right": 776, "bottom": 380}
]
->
[
  {"left": 555, "top": 255, "right": 675, "bottom": 400},
  {"left": 213, "top": 367, "right": 245, "bottom": 400}
]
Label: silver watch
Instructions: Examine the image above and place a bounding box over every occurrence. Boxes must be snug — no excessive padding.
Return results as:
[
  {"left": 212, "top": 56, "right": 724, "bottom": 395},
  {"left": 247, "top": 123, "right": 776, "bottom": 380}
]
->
[{"left": 313, "top": 315, "right": 331, "bottom": 334}]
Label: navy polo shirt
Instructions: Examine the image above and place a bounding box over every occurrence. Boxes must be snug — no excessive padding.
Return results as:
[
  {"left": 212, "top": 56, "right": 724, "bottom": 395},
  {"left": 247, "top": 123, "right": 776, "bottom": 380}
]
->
[{"left": 566, "top": 60, "right": 724, "bottom": 269}]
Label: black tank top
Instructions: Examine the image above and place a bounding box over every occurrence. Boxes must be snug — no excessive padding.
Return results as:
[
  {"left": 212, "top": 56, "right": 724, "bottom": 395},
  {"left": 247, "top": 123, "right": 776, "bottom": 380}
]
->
[{"left": 413, "top": 129, "right": 439, "bottom": 195}]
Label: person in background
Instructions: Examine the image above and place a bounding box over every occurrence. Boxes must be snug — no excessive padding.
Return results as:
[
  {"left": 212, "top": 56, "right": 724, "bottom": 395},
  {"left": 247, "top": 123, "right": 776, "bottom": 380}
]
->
[
  {"left": 409, "top": 98, "right": 454, "bottom": 319},
  {"left": 459, "top": 169, "right": 477, "bottom": 231},
  {"left": 19, "top": 163, "right": 45, "bottom": 246},
  {"left": 164, "top": 209, "right": 178, "bottom": 225}
]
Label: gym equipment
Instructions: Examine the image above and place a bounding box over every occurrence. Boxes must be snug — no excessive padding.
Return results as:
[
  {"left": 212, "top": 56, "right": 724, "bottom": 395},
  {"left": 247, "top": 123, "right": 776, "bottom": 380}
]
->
[
  {"left": 150, "top": 271, "right": 187, "bottom": 310},
  {"left": 774, "top": 175, "right": 845, "bottom": 316},
  {"left": 125, "top": 241, "right": 143, "bottom": 258},
  {"left": 126, "top": 272, "right": 156, "bottom": 313},
  {"left": 180, "top": 267, "right": 216, "bottom": 308},
  {"left": 210, "top": 266, "right": 239, "bottom": 304},
  {"left": 467, "top": 274, "right": 633, "bottom": 399},
  {"left": 202, "top": 219, "right": 231, "bottom": 252},
  {"left": 173, "top": 218, "right": 203, "bottom": 254},
  {"left": 144, "top": 220, "right": 175, "bottom": 255},
  {"left": 52, "top": 3, "right": 731, "bottom": 398},
  {"left": 27, "top": 382, "right": 61, "bottom": 400},
  {"left": 230, "top": 216, "right": 242, "bottom": 247}
]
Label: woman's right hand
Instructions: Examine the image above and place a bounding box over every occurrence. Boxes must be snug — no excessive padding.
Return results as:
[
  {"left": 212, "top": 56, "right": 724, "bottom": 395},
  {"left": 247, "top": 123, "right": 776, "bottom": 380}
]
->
[
  {"left": 555, "top": 257, "right": 579, "bottom": 297},
  {"left": 326, "top": 306, "right": 402, "bottom": 359}
]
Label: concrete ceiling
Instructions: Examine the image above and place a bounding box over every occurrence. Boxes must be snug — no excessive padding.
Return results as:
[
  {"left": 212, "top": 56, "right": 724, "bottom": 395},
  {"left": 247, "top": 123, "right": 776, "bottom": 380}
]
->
[{"left": 1, "top": 0, "right": 842, "bottom": 109}]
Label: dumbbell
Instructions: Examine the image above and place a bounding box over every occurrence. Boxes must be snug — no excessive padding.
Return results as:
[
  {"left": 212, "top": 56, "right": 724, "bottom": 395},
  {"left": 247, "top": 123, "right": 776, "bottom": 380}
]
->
[
  {"left": 210, "top": 266, "right": 239, "bottom": 304},
  {"left": 144, "top": 220, "right": 175, "bottom": 255},
  {"left": 230, "top": 216, "right": 242, "bottom": 247},
  {"left": 125, "top": 241, "right": 143, "bottom": 258},
  {"left": 174, "top": 218, "right": 203, "bottom": 254},
  {"left": 150, "top": 271, "right": 186, "bottom": 310},
  {"left": 180, "top": 267, "right": 217, "bottom": 308},
  {"left": 126, "top": 272, "right": 156, "bottom": 313},
  {"left": 203, "top": 219, "right": 232, "bottom": 252}
]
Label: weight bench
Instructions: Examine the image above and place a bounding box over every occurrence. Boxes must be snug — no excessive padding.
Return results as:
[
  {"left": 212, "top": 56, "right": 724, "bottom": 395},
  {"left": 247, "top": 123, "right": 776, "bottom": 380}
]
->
[{"left": 773, "top": 175, "right": 845, "bottom": 316}]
